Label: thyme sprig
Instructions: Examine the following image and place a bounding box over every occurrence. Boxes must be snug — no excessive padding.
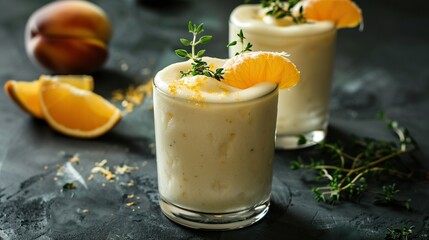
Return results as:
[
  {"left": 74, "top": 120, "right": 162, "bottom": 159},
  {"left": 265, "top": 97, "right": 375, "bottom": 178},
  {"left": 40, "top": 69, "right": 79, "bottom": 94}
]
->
[
  {"left": 374, "top": 184, "right": 411, "bottom": 210},
  {"left": 175, "top": 21, "right": 224, "bottom": 81},
  {"left": 385, "top": 225, "right": 415, "bottom": 240},
  {"left": 259, "top": 0, "right": 306, "bottom": 24},
  {"left": 291, "top": 114, "right": 419, "bottom": 206},
  {"left": 227, "top": 29, "right": 253, "bottom": 56}
]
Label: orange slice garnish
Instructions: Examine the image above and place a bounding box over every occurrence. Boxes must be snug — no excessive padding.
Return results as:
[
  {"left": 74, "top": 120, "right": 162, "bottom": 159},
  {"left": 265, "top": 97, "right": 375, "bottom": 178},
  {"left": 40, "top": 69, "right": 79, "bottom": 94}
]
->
[
  {"left": 303, "top": 0, "right": 362, "bottom": 29},
  {"left": 222, "top": 51, "right": 300, "bottom": 89},
  {"left": 4, "top": 75, "right": 94, "bottom": 118},
  {"left": 39, "top": 77, "right": 121, "bottom": 138}
]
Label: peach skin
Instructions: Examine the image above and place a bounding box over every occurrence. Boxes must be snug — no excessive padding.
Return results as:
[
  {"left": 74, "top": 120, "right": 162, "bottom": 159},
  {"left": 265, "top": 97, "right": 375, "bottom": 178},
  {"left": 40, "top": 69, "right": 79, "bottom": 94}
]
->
[{"left": 25, "top": 0, "right": 112, "bottom": 74}]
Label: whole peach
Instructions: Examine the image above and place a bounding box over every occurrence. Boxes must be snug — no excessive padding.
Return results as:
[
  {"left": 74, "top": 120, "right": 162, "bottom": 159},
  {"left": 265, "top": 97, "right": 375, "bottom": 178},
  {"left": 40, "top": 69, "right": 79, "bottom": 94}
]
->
[{"left": 25, "top": 0, "right": 112, "bottom": 74}]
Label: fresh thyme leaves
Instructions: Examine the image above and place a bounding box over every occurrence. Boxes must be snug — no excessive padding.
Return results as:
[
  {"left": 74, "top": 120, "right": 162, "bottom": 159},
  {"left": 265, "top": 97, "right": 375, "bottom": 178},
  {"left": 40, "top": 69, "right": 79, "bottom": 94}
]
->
[
  {"left": 175, "top": 21, "right": 224, "bottom": 81},
  {"left": 227, "top": 29, "right": 253, "bottom": 56},
  {"left": 385, "top": 226, "right": 415, "bottom": 240},
  {"left": 291, "top": 114, "right": 419, "bottom": 205},
  {"left": 260, "top": 0, "right": 306, "bottom": 24},
  {"left": 374, "top": 184, "right": 411, "bottom": 210}
]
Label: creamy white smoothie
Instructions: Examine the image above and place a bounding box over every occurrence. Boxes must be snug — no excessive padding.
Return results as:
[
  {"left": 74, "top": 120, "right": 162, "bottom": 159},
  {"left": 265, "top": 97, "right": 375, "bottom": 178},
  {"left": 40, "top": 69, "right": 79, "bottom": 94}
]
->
[
  {"left": 153, "top": 57, "right": 278, "bottom": 229},
  {"left": 229, "top": 4, "right": 336, "bottom": 148}
]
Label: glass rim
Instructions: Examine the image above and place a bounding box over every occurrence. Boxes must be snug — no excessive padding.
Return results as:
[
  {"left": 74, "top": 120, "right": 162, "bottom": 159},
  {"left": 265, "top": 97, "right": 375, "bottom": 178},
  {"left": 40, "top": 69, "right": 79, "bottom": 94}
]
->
[
  {"left": 230, "top": 19, "right": 337, "bottom": 39},
  {"left": 153, "top": 79, "right": 279, "bottom": 105},
  {"left": 229, "top": 4, "right": 337, "bottom": 39}
]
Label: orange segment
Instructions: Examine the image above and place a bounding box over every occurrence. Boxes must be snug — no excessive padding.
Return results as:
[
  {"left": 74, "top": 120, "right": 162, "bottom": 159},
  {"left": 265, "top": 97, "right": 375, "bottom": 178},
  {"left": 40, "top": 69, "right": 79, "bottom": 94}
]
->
[
  {"left": 4, "top": 75, "right": 94, "bottom": 118},
  {"left": 303, "top": 0, "right": 362, "bottom": 29},
  {"left": 39, "top": 75, "right": 94, "bottom": 91},
  {"left": 4, "top": 80, "right": 43, "bottom": 118},
  {"left": 222, "top": 51, "right": 300, "bottom": 89},
  {"left": 39, "top": 78, "right": 121, "bottom": 138}
]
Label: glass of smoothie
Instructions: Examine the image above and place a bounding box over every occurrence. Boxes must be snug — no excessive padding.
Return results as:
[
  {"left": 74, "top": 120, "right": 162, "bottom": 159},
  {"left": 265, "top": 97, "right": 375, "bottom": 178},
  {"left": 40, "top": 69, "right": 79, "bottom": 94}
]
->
[
  {"left": 153, "top": 57, "right": 279, "bottom": 229},
  {"left": 229, "top": 2, "right": 362, "bottom": 149}
]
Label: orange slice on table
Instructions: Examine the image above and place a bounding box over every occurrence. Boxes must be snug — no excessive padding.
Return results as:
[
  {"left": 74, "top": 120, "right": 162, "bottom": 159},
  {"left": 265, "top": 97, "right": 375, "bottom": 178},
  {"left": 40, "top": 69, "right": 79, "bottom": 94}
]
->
[
  {"left": 4, "top": 80, "right": 43, "bottom": 118},
  {"left": 4, "top": 75, "right": 94, "bottom": 118},
  {"left": 222, "top": 51, "right": 300, "bottom": 89},
  {"left": 303, "top": 0, "right": 362, "bottom": 29},
  {"left": 40, "top": 75, "right": 94, "bottom": 91},
  {"left": 39, "top": 77, "right": 121, "bottom": 138}
]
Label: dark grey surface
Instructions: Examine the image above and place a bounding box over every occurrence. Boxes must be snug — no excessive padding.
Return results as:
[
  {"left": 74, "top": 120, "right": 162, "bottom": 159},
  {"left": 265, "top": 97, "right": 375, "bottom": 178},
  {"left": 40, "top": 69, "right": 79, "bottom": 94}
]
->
[{"left": 1, "top": 0, "right": 429, "bottom": 239}]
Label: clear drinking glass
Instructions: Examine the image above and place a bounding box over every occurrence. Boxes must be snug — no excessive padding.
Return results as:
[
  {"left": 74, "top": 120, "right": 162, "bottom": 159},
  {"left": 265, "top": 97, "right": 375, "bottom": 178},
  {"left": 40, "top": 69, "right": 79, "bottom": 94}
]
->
[
  {"left": 229, "top": 4, "right": 337, "bottom": 149},
  {"left": 153, "top": 66, "right": 278, "bottom": 229}
]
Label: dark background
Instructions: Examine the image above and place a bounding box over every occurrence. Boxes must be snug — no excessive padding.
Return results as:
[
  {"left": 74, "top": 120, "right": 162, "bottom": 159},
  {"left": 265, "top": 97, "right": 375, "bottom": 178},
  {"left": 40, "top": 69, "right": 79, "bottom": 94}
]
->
[{"left": 1, "top": 0, "right": 429, "bottom": 239}]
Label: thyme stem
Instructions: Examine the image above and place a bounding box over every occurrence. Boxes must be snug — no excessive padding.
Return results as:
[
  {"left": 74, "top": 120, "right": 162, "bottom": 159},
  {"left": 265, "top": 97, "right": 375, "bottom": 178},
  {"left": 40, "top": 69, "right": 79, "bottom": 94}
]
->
[
  {"left": 291, "top": 114, "right": 419, "bottom": 208},
  {"left": 175, "top": 21, "right": 224, "bottom": 81}
]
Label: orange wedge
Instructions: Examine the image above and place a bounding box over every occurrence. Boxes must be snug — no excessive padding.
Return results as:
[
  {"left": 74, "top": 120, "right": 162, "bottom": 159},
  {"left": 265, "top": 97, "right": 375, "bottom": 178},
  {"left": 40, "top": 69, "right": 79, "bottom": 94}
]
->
[
  {"left": 303, "top": 0, "right": 362, "bottom": 29},
  {"left": 40, "top": 75, "right": 94, "bottom": 92},
  {"left": 39, "top": 78, "right": 121, "bottom": 138},
  {"left": 222, "top": 51, "right": 300, "bottom": 89},
  {"left": 4, "top": 75, "right": 94, "bottom": 118},
  {"left": 4, "top": 80, "right": 43, "bottom": 118}
]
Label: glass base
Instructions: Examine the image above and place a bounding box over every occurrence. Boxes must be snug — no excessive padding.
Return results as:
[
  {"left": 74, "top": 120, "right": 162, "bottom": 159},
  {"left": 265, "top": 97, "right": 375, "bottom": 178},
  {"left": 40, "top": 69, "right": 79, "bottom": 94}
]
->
[
  {"left": 159, "top": 197, "right": 270, "bottom": 230},
  {"left": 275, "top": 129, "right": 327, "bottom": 150}
]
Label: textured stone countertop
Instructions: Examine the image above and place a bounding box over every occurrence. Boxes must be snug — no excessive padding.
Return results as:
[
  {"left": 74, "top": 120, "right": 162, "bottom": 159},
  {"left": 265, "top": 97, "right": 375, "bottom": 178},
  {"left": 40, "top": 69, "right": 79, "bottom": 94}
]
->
[{"left": 1, "top": 0, "right": 429, "bottom": 239}]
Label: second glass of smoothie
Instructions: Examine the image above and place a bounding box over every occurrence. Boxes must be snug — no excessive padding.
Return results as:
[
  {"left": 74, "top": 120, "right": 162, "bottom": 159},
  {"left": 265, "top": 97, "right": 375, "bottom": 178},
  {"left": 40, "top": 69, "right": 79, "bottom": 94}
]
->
[{"left": 229, "top": 4, "right": 336, "bottom": 149}]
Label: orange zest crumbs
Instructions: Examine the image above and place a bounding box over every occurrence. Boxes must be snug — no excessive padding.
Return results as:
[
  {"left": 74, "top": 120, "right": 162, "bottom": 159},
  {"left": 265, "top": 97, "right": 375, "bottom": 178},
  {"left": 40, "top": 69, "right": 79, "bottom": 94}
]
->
[
  {"left": 47, "top": 152, "right": 146, "bottom": 191},
  {"left": 87, "top": 174, "right": 94, "bottom": 181},
  {"left": 168, "top": 85, "right": 178, "bottom": 95},
  {"left": 115, "top": 165, "right": 139, "bottom": 175},
  {"left": 91, "top": 166, "right": 116, "bottom": 180},
  {"left": 90, "top": 160, "right": 139, "bottom": 181},
  {"left": 69, "top": 154, "right": 80, "bottom": 164},
  {"left": 91, "top": 159, "right": 116, "bottom": 180},
  {"left": 120, "top": 180, "right": 135, "bottom": 187},
  {"left": 112, "top": 79, "right": 153, "bottom": 113},
  {"left": 168, "top": 76, "right": 206, "bottom": 102}
]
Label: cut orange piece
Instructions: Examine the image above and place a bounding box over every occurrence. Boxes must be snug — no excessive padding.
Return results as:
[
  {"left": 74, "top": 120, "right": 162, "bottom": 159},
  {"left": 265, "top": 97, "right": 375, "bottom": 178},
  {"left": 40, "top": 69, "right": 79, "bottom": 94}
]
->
[
  {"left": 5, "top": 80, "right": 43, "bottom": 118},
  {"left": 39, "top": 78, "right": 121, "bottom": 138},
  {"left": 222, "top": 51, "right": 300, "bottom": 89},
  {"left": 39, "top": 75, "right": 94, "bottom": 91},
  {"left": 303, "top": 0, "right": 362, "bottom": 29},
  {"left": 4, "top": 75, "right": 94, "bottom": 118}
]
